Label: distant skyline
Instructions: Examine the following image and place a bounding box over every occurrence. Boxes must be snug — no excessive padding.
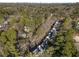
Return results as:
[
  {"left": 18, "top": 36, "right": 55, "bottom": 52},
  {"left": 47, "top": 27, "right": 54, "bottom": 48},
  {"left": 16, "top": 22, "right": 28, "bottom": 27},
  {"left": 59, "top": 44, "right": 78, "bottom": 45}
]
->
[{"left": 0, "top": 0, "right": 79, "bottom": 3}]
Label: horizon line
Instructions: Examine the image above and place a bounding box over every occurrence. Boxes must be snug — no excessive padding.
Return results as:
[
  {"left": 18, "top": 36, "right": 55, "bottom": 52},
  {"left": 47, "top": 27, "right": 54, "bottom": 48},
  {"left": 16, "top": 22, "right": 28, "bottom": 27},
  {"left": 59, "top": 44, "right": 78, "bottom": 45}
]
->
[{"left": 0, "top": 2, "right": 79, "bottom": 3}]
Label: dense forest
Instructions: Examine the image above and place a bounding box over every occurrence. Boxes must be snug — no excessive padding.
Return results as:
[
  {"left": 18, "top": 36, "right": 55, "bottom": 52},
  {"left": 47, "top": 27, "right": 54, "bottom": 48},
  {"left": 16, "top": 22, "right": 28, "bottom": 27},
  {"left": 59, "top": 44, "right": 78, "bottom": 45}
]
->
[{"left": 0, "top": 3, "right": 79, "bottom": 57}]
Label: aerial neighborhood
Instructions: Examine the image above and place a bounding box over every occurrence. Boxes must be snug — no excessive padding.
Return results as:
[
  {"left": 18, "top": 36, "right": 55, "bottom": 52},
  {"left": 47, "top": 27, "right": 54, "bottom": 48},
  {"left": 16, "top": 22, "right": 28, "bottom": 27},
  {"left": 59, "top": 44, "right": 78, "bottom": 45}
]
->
[{"left": 0, "top": 3, "right": 79, "bottom": 57}]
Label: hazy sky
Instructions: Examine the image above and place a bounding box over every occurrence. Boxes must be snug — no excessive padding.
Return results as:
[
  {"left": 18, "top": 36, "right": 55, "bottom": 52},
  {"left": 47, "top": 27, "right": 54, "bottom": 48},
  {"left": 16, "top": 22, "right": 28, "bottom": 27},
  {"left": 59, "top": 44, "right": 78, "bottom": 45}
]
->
[{"left": 0, "top": 0, "right": 79, "bottom": 3}]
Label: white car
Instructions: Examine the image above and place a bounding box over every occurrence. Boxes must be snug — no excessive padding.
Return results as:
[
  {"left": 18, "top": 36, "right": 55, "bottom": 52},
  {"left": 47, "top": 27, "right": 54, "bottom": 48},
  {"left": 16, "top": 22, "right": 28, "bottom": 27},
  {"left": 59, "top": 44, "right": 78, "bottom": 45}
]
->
[
  {"left": 38, "top": 45, "right": 43, "bottom": 52},
  {"left": 46, "top": 36, "right": 50, "bottom": 40},
  {"left": 48, "top": 32, "right": 51, "bottom": 35}
]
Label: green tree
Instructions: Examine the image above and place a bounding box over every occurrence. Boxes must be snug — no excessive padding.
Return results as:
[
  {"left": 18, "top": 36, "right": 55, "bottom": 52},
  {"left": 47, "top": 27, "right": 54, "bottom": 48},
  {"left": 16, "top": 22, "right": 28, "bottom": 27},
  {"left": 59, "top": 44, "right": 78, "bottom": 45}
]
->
[
  {"left": 0, "top": 28, "right": 19, "bottom": 56},
  {"left": 62, "top": 29, "right": 77, "bottom": 57},
  {"left": 52, "top": 32, "right": 65, "bottom": 56}
]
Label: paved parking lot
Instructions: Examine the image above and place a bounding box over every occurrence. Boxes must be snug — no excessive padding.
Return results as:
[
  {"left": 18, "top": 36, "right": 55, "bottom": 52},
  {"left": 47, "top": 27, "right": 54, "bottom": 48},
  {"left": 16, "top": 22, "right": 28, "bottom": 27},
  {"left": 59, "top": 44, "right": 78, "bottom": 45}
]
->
[{"left": 32, "top": 20, "right": 63, "bottom": 54}]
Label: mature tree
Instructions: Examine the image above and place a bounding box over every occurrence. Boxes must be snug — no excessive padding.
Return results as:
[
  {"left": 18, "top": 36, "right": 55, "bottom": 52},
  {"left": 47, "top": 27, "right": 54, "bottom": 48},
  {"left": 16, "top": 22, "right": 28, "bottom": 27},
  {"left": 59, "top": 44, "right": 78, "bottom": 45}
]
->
[{"left": 62, "top": 29, "right": 77, "bottom": 57}]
